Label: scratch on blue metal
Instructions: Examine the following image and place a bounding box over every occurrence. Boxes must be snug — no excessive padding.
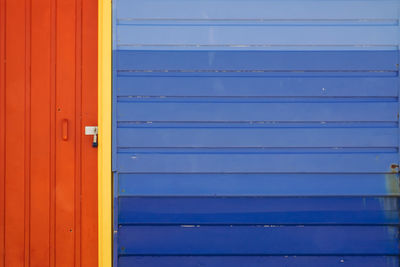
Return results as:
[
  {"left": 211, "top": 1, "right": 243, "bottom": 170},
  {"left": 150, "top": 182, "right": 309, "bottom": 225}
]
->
[{"left": 112, "top": 0, "right": 400, "bottom": 266}]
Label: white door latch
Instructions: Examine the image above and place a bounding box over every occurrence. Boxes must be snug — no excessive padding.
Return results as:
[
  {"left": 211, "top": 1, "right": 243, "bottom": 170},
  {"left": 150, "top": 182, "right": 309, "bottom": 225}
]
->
[{"left": 85, "top": 126, "right": 98, "bottom": 148}]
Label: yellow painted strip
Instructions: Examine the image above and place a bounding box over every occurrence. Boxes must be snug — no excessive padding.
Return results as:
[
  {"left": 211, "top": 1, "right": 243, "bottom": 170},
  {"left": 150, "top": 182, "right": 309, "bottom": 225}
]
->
[{"left": 98, "top": 0, "right": 112, "bottom": 266}]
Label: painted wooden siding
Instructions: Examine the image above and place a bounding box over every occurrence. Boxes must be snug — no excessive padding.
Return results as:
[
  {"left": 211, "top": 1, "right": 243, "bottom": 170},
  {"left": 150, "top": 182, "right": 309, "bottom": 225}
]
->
[{"left": 0, "top": 0, "right": 98, "bottom": 266}]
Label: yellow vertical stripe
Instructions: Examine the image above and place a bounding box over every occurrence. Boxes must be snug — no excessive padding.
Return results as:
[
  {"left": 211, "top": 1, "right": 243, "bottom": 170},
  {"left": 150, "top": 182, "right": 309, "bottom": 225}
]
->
[{"left": 98, "top": 0, "right": 112, "bottom": 266}]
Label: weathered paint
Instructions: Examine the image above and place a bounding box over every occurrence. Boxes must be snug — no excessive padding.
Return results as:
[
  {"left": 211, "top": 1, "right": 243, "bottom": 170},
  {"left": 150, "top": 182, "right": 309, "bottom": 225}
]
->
[
  {"left": 0, "top": 0, "right": 98, "bottom": 266},
  {"left": 386, "top": 165, "right": 400, "bottom": 195}
]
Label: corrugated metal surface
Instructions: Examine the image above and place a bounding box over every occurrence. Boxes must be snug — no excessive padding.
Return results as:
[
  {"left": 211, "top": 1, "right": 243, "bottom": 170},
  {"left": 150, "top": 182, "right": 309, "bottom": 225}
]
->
[
  {"left": 0, "top": 0, "right": 98, "bottom": 266},
  {"left": 113, "top": 0, "right": 400, "bottom": 266}
]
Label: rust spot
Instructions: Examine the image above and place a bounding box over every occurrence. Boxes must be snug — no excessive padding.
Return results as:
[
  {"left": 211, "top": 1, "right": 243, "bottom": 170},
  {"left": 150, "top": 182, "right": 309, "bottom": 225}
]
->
[{"left": 390, "top": 164, "right": 399, "bottom": 172}]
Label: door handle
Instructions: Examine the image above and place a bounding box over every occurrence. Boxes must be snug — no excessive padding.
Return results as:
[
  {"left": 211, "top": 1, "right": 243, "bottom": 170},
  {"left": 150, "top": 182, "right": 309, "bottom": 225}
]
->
[{"left": 62, "top": 119, "right": 68, "bottom": 141}]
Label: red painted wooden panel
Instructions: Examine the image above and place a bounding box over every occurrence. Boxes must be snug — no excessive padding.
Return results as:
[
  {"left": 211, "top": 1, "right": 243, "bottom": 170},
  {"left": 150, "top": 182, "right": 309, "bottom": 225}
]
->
[
  {"left": 4, "top": 1, "right": 27, "bottom": 266},
  {"left": 0, "top": 0, "right": 98, "bottom": 266},
  {"left": 31, "top": 0, "right": 51, "bottom": 266},
  {"left": 81, "top": 0, "right": 99, "bottom": 266},
  {"left": 0, "top": 0, "right": 5, "bottom": 265}
]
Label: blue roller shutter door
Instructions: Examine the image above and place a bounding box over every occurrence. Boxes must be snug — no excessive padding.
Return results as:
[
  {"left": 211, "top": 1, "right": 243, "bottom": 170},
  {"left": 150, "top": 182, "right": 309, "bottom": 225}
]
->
[{"left": 113, "top": 1, "right": 400, "bottom": 266}]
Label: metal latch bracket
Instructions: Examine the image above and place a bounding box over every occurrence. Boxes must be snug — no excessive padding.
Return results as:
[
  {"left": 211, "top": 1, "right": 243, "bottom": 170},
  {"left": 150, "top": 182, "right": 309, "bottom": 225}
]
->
[{"left": 85, "top": 126, "right": 98, "bottom": 148}]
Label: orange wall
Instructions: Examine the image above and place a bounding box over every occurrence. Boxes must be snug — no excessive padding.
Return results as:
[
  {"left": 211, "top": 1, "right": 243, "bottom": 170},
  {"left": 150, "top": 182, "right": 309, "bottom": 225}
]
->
[{"left": 0, "top": 0, "right": 98, "bottom": 266}]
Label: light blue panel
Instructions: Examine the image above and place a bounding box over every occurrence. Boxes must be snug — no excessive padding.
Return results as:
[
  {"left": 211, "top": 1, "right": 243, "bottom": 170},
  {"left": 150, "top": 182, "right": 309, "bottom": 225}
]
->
[
  {"left": 117, "top": 0, "right": 400, "bottom": 21},
  {"left": 117, "top": 25, "right": 399, "bottom": 49},
  {"left": 116, "top": 0, "right": 400, "bottom": 50}
]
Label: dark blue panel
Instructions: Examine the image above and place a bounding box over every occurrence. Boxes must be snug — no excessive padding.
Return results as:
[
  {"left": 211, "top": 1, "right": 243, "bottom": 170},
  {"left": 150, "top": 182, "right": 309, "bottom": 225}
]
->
[
  {"left": 117, "top": 152, "right": 397, "bottom": 173},
  {"left": 116, "top": 76, "right": 399, "bottom": 97},
  {"left": 116, "top": 51, "right": 398, "bottom": 71},
  {"left": 117, "top": 127, "right": 397, "bottom": 148},
  {"left": 119, "top": 256, "right": 399, "bottom": 267},
  {"left": 118, "top": 174, "right": 400, "bottom": 196},
  {"left": 117, "top": 101, "right": 397, "bottom": 122},
  {"left": 118, "top": 225, "right": 400, "bottom": 255},
  {"left": 118, "top": 197, "right": 400, "bottom": 225}
]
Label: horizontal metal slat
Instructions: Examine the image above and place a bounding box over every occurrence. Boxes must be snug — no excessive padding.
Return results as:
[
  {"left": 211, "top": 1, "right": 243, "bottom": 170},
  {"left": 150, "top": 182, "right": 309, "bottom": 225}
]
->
[
  {"left": 117, "top": 0, "right": 400, "bottom": 21},
  {"left": 118, "top": 256, "right": 399, "bottom": 267},
  {"left": 117, "top": 127, "right": 397, "bottom": 148},
  {"left": 117, "top": 153, "right": 397, "bottom": 173},
  {"left": 118, "top": 225, "right": 400, "bottom": 255},
  {"left": 117, "top": 26, "right": 399, "bottom": 49},
  {"left": 116, "top": 51, "right": 399, "bottom": 71},
  {"left": 118, "top": 196, "right": 400, "bottom": 225},
  {"left": 117, "top": 173, "right": 400, "bottom": 196},
  {"left": 117, "top": 101, "right": 397, "bottom": 122},
  {"left": 116, "top": 77, "right": 399, "bottom": 97}
]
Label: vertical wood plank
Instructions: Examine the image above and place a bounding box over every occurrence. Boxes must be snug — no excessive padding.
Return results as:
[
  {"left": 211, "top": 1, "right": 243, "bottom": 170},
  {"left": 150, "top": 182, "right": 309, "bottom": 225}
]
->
[
  {"left": 0, "top": 0, "right": 6, "bottom": 265},
  {"left": 81, "top": 0, "right": 98, "bottom": 265},
  {"left": 74, "top": 0, "right": 82, "bottom": 265},
  {"left": 55, "top": 0, "right": 77, "bottom": 266},
  {"left": 5, "top": 0, "right": 26, "bottom": 266},
  {"left": 30, "top": 0, "right": 52, "bottom": 266},
  {"left": 49, "top": 0, "right": 56, "bottom": 265},
  {"left": 24, "top": 0, "right": 31, "bottom": 265}
]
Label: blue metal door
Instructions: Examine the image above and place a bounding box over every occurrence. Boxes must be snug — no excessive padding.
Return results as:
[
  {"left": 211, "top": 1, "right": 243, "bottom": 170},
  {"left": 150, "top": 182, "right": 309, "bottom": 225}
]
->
[{"left": 112, "top": 1, "right": 400, "bottom": 266}]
